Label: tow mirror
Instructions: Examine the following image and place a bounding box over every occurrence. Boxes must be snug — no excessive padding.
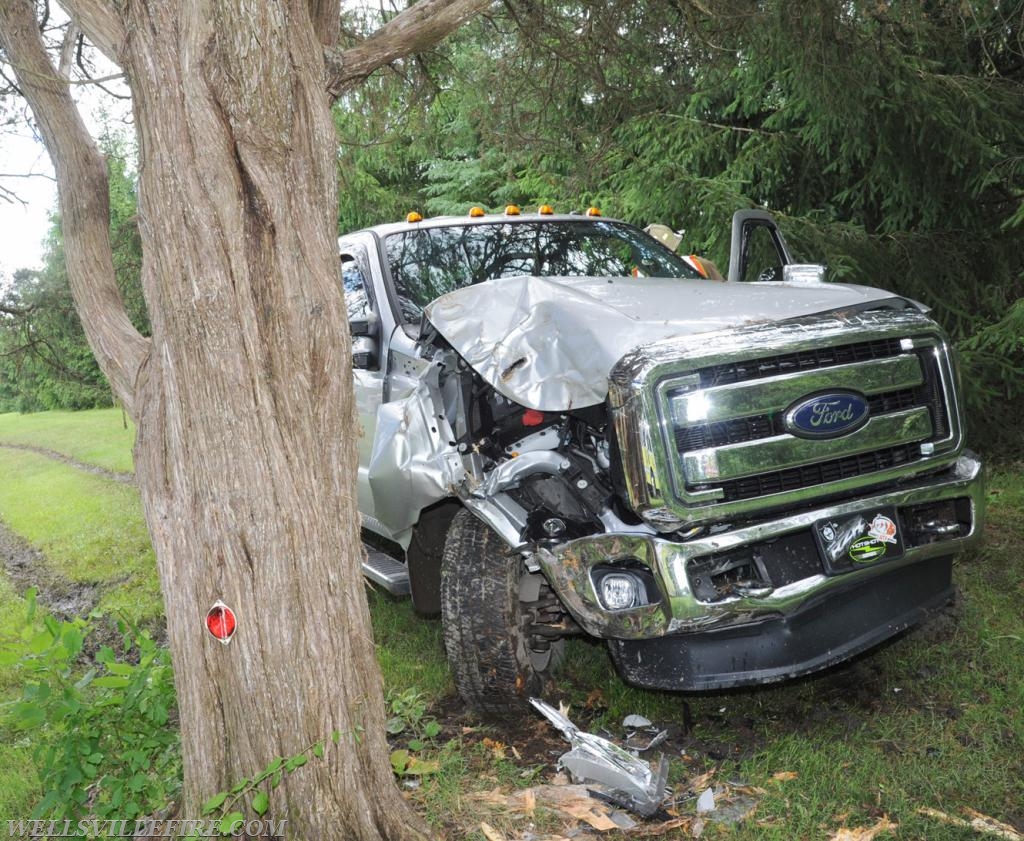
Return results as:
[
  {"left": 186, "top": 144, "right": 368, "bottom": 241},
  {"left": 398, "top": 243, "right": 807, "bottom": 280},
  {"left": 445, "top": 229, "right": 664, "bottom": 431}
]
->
[
  {"left": 352, "top": 336, "right": 378, "bottom": 370},
  {"left": 728, "top": 209, "right": 794, "bottom": 283},
  {"left": 350, "top": 312, "right": 379, "bottom": 338}
]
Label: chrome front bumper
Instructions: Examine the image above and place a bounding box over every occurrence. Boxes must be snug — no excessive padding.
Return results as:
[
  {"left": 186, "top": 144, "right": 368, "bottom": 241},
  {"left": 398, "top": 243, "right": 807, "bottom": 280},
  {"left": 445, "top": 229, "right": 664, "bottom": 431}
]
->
[{"left": 534, "top": 452, "right": 984, "bottom": 641}]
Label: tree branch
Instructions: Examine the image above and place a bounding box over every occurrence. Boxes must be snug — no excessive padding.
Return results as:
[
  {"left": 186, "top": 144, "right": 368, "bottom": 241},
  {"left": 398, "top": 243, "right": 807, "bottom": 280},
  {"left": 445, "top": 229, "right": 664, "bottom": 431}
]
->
[
  {"left": 58, "top": 21, "right": 79, "bottom": 77},
  {"left": 0, "top": 0, "right": 148, "bottom": 415},
  {"left": 324, "top": 0, "right": 493, "bottom": 99},
  {"left": 0, "top": 301, "right": 35, "bottom": 316},
  {"left": 58, "top": 0, "right": 124, "bottom": 63}
]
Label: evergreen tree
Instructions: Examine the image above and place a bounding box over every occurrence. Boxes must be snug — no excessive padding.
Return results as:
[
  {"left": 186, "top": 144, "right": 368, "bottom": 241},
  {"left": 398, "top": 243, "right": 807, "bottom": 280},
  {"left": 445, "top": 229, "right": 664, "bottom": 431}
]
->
[{"left": 333, "top": 0, "right": 1024, "bottom": 453}]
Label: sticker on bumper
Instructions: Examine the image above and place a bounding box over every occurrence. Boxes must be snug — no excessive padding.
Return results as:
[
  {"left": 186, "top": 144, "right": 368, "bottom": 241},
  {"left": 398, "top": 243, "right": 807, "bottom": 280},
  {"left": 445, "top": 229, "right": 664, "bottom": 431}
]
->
[{"left": 814, "top": 507, "right": 904, "bottom": 573}]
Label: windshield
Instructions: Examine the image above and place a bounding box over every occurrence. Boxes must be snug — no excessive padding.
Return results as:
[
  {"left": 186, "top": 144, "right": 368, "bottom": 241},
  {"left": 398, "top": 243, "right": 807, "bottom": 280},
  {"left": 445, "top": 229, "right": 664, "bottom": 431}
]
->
[{"left": 383, "top": 220, "right": 700, "bottom": 323}]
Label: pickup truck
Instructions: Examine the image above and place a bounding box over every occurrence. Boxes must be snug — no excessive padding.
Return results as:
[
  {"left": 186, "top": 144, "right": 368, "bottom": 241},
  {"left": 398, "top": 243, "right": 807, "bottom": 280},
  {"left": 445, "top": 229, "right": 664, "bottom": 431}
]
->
[{"left": 339, "top": 206, "right": 985, "bottom": 715}]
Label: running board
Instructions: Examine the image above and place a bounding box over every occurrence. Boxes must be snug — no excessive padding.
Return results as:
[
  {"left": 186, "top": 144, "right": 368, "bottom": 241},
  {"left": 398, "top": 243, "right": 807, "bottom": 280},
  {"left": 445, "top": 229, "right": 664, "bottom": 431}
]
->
[{"left": 362, "top": 544, "right": 410, "bottom": 596}]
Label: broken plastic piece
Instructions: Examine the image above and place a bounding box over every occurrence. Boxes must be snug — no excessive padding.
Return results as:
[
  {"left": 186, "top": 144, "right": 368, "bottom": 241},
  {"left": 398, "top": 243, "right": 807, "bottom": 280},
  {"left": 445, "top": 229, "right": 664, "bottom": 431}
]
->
[
  {"left": 696, "top": 788, "right": 716, "bottom": 814},
  {"left": 623, "top": 714, "right": 652, "bottom": 729},
  {"left": 531, "top": 698, "right": 669, "bottom": 817}
]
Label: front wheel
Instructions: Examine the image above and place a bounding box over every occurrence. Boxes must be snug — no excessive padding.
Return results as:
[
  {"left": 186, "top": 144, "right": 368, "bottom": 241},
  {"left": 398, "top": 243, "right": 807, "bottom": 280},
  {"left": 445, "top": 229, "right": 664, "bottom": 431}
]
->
[{"left": 440, "top": 509, "right": 564, "bottom": 716}]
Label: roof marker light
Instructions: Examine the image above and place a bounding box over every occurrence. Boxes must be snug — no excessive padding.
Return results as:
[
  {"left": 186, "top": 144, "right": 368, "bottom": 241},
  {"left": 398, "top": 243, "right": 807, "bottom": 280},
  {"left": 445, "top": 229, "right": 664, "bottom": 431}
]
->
[
  {"left": 505, "top": 205, "right": 521, "bottom": 216},
  {"left": 585, "top": 206, "right": 602, "bottom": 217},
  {"left": 538, "top": 204, "right": 555, "bottom": 215},
  {"left": 406, "top": 211, "right": 423, "bottom": 223},
  {"left": 469, "top": 206, "right": 486, "bottom": 218}
]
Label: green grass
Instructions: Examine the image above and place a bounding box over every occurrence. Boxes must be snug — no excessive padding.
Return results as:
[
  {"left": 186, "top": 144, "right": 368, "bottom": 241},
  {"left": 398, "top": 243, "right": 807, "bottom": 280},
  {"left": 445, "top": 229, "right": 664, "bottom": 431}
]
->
[
  {"left": 368, "top": 590, "right": 452, "bottom": 699},
  {"left": 0, "top": 449, "right": 159, "bottom": 623},
  {"left": 0, "top": 408, "right": 135, "bottom": 474}
]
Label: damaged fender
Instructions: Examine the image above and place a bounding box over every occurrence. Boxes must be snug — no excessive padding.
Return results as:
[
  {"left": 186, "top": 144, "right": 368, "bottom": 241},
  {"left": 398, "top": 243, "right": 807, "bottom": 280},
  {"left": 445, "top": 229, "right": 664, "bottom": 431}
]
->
[{"left": 366, "top": 358, "right": 464, "bottom": 547}]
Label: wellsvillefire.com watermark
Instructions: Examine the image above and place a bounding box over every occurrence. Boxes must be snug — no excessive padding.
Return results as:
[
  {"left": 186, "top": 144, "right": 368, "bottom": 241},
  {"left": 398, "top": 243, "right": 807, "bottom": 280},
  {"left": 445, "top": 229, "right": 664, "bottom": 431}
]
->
[{"left": 7, "top": 819, "right": 287, "bottom": 838}]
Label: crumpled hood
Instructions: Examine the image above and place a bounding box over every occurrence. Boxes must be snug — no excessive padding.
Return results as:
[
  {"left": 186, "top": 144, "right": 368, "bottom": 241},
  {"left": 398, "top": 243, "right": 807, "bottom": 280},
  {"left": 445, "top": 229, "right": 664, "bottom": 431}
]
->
[{"left": 423, "top": 274, "right": 908, "bottom": 411}]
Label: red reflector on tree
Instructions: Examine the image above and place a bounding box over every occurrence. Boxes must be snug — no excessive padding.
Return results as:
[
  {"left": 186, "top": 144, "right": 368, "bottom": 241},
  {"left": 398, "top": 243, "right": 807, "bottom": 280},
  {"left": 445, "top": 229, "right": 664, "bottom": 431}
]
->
[
  {"left": 206, "top": 600, "right": 237, "bottom": 644},
  {"left": 522, "top": 409, "right": 544, "bottom": 427}
]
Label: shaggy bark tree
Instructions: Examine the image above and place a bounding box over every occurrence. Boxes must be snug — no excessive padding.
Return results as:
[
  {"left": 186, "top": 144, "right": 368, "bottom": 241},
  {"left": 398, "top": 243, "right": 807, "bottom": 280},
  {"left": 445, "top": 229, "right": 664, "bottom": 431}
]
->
[{"left": 0, "top": 0, "right": 490, "bottom": 837}]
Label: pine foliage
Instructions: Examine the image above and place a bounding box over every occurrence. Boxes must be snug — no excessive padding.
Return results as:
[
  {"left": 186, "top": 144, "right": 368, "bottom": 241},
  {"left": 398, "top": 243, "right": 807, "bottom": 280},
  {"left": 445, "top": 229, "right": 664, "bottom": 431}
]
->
[{"left": 332, "top": 0, "right": 1023, "bottom": 453}]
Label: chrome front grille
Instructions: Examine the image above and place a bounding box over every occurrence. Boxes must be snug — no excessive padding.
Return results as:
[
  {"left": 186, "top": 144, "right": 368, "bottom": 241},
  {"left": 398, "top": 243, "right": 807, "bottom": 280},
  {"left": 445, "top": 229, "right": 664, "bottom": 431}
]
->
[
  {"left": 716, "top": 442, "right": 920, "bottom": 501},
  {"left": 608, "top": 309, "right": 965, "bottom": 531},
  {"left": 692, "top": 337, "right": 905, "bottom": 388}
]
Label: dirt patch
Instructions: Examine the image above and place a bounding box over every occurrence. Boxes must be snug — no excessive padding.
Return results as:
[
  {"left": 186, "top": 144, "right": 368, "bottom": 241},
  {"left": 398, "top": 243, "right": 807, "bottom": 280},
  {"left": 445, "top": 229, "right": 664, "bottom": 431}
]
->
[
  {"left": 0, "top": 442, "right": 134, "bottom": 485},
  {"left": 0, "top": 519, "right": 166, "bottom": 654},
  {"left": 0, "top": 519, "right": 100, "bottom": 620}
]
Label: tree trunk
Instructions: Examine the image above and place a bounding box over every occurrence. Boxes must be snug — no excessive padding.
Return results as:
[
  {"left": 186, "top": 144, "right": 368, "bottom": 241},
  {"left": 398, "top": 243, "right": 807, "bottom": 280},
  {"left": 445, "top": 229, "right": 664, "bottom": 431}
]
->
[
  {"left": 4, "top": 0, "right": 494, "bottom": 836},
  {"left": 120, "top": 3, "right": 431, "bottom": 839}
]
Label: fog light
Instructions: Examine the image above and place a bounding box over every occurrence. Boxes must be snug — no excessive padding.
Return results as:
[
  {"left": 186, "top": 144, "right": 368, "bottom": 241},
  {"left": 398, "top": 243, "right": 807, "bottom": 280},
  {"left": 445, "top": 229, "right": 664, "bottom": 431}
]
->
[{"left": 598, "top": 573, "right": 641, "bottom": 611}]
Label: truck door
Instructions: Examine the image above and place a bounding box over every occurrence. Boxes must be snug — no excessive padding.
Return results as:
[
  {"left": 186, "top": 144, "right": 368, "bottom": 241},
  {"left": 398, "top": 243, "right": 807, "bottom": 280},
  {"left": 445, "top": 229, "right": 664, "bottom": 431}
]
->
[{"left": 341, "top": 249, "right": 385, "bottom": 519}]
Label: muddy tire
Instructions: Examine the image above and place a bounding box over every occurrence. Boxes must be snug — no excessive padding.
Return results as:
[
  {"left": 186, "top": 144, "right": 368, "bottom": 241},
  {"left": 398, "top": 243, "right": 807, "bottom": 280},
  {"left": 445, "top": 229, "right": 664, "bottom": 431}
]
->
[{"left": 440, "top": 508, "right": 564, "bottom": 716}]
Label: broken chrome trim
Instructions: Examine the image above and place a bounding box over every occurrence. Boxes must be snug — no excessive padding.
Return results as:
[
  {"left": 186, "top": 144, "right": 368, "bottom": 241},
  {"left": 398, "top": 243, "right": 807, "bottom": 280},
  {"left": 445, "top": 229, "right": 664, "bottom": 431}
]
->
[
  {"left": 608, "top": 309, "right": 965, "bottom": 531},
  {"left": 532, "top": 452, "right": 983, "bottom": 640}
]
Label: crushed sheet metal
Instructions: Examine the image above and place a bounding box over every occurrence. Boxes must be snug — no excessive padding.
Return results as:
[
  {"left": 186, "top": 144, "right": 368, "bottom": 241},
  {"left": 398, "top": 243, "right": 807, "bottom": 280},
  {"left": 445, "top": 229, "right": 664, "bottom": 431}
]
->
[
  {"left": 530, "top": 698, "right": 669, "bottom": 817},
  {"left": 367, "top": 360, "right": 463, "bottom": 546},
  {"left": 424, "top": 274, "right": 901, "bottom": 412}
]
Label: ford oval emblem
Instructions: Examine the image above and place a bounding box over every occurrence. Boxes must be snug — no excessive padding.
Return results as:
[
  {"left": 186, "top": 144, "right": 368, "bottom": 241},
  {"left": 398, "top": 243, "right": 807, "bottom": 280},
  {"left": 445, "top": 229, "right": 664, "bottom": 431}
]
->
[{"left": 784, "top": 391, "right": 870, "bottom": 439}]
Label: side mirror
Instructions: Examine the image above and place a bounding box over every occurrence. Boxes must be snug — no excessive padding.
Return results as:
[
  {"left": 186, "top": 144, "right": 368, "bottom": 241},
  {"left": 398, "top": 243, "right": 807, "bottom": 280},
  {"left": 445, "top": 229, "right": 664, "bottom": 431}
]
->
[
  {"left": 350, "top": 312, "right": 379, "bottom": 338},
  {"left": 782, "top": 264, "right": 828, "bottom": 284},
  {"left": 728, "top": 209, "right": 794, "bottom": 283},
  {"left": 352, "top": 336, "right": 378, "bottom": 370}
]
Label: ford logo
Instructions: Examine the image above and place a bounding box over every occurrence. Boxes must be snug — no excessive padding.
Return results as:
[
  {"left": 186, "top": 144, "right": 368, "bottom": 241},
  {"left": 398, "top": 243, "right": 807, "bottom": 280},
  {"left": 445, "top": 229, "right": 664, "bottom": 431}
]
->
[{"left": 784, "top": 391, "right": 870, "bottom": 439}]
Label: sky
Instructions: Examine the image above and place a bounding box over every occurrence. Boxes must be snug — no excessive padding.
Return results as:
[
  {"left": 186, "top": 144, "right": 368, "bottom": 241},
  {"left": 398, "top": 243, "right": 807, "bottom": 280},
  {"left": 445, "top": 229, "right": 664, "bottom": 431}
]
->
[
  {"left": 1, "top": 18, "right": 131, "bottom": 285},
  {"left": 1, "top": 0, "right": 381, "bottom": 286},
  {"left": 0, "top": 127, "right": 58, "bottom": 278}
]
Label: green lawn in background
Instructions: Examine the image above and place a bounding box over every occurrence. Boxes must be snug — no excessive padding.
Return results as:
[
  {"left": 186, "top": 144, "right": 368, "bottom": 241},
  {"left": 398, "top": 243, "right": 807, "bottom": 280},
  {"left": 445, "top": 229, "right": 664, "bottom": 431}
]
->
[
  {"left": 0, "top": 408, "right": 1020, "bottom": 840},
  {"left": 0, "top": 449, "right": 159, "bottom": 623},
  {"left": 0, "top": 408, "right": 135, "bottom": 474}
]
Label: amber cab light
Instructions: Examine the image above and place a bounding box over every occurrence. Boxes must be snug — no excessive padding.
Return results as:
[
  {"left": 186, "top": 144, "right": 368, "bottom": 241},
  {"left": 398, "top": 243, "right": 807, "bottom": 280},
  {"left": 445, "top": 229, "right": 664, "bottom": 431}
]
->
[
  {"left": 505, "top": 205, "right": 521, "bottom": 216},
  {"left": 585, "top": 206, "right": 602, "bottom": 217},
  {"left": 406, "top": 211, "right": 424, "bottom": 223},
  {"left": 538, "top": 204, "right": 555, "bottom": 215},
  {"left": 469, "top": 206, "right": 486, "bottom": 218}
]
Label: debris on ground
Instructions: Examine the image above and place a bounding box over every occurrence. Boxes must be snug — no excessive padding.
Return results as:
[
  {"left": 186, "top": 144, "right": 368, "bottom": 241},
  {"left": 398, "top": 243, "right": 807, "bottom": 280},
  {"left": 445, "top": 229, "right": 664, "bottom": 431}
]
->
[
  {"left": 471, "top": 772, "right": 762, "bottom": 838},
  {"left": 917, "top": 807, "right": 1023, "bottom": 840},
  {"left": 695, "top": 788, "right": 715, "bottom": 814},
  {"left": 622, "top": 714, "right": 669, "bottom": 753},
  {"left": 472, "top": 784, "right": 636, "bottom": 832},
  {"left": 664, "top": 767, "right": 760, "bottom": 828},
  {"left": 465, "top": 700, "right": 764, "bottom": 839},
  {"left": 530, "top": 698, "right": 669, "bottom": 817},
  {"left": 827, "top": 815, "right": 898, "bottom": 840}
]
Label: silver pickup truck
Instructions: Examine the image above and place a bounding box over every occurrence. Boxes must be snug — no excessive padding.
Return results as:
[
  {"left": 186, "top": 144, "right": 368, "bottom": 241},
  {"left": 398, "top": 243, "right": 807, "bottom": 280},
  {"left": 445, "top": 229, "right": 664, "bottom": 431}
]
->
[{"left": 340, "top": 207, "right": 985, "bottom": 715}]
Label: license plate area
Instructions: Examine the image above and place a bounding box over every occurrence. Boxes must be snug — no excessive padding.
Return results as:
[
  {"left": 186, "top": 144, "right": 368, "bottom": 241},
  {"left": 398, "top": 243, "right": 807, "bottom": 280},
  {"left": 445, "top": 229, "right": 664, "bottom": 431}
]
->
[{"left": 814, "top": 507, "right": 905, "bottom": 574}]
